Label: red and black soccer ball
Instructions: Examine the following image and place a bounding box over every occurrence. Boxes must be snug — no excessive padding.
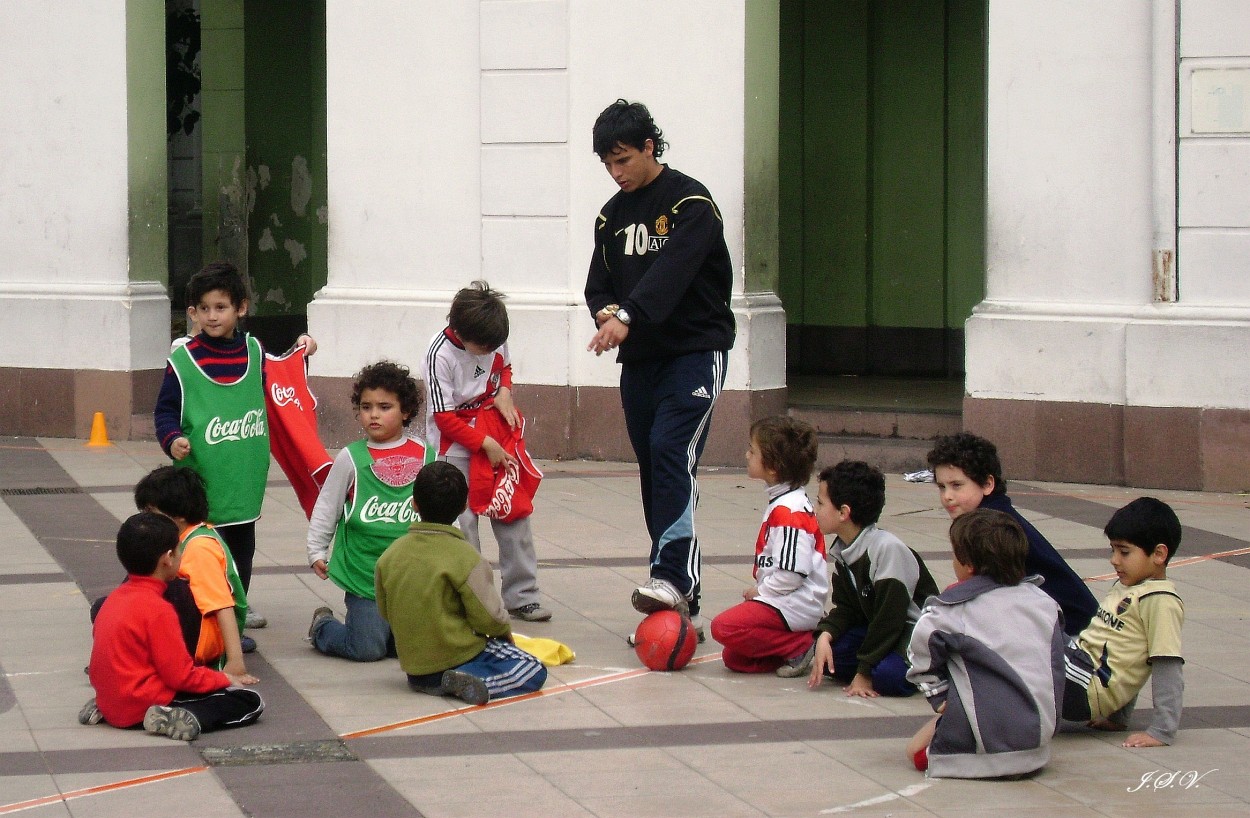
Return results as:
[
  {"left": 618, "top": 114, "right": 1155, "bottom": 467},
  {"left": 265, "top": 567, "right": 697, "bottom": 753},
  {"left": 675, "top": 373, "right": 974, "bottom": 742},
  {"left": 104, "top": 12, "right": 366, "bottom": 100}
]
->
[{"left": 633, "top": 610, "right": 698, "bottom": 671}]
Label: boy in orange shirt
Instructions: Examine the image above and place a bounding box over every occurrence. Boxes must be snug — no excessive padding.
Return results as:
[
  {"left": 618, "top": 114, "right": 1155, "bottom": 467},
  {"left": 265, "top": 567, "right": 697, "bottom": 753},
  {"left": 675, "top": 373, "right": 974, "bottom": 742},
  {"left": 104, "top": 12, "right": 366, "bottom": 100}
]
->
[{"left": 135, "top": 466, "right": 256, "bottom": 680}]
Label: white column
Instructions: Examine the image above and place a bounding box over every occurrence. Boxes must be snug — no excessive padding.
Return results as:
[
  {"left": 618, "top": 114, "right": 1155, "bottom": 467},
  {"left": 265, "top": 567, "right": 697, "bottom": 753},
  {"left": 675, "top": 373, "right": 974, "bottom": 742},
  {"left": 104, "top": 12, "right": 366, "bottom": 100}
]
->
[
  {"left": 310, "top": 2, "right": 483, "bottom": 375},
  {"left": 969, "top": 1, "right": 1156, "bottom": 405},
  {"left": 0, "top": 2, "right": 167, "bottom": 373}
]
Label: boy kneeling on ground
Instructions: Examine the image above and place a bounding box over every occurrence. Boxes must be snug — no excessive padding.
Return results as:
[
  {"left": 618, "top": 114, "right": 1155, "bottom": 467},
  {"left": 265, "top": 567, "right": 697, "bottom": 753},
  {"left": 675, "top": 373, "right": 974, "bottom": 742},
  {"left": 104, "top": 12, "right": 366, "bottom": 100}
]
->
[{"left": 376, "top": 461, "right": 546, "bottom": 705}]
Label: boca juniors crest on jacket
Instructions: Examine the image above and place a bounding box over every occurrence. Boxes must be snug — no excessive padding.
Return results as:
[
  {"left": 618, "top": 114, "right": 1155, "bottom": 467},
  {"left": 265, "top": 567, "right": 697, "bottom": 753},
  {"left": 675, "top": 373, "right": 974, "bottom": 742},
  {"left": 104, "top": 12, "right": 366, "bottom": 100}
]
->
[{"left": 327, "top": 438, "right": 435, "bottom": 599}]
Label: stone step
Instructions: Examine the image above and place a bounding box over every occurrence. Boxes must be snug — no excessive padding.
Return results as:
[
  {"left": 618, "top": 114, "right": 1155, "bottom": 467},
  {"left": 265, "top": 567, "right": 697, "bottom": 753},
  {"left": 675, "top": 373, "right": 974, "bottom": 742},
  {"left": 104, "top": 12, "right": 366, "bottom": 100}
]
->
[
  {"left": 790, "top": 405, "right": 961, "bottom": 440},
  {"left": 815, "top": 434, "right": 937, "bottom": 477}
]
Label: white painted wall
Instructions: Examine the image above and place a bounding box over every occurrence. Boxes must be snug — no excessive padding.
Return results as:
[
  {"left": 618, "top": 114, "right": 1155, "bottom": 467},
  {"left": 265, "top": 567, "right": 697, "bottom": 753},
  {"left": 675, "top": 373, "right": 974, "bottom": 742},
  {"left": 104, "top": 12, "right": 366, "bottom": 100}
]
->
[
  {"left": 970, "top": 0, "right": 1250, "bottom": 411},
  {"left": 312, "top": 1, "right": 772, "bottom": 395},
  {"left": 0, "top": 2, "right": 168, "bottom": 371}
]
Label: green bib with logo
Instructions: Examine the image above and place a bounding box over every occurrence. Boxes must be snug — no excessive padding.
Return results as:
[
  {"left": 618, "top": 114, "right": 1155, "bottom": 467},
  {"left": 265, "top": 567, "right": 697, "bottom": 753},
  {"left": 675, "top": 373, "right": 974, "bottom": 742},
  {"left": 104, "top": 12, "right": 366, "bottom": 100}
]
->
[
  {"left": 170, "top": 335, "right": 269, "bottom": 524},
  {"left": 327, "top": 439, "right": 433, "bottom": 599}
]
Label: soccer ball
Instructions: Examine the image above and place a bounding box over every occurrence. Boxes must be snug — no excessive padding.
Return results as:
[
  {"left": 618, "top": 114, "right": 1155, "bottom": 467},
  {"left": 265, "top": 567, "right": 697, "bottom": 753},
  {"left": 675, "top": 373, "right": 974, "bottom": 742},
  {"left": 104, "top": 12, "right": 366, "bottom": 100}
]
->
[{"left": 633, "top": 610, "right": 698, "bottom": 671}]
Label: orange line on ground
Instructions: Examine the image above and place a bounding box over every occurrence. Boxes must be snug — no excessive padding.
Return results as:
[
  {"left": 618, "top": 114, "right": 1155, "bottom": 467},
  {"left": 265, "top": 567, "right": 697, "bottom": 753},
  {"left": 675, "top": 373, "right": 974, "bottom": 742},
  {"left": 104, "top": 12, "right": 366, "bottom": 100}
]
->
[
  {"left": 0, "top": 766, "right": 208, "bottom": 815},
  {"left": 1084, "top": 545, "right": 1250, "bottom": 582},
  {"left": 339, "top": 651, "right": 724, "bottom": 741}
]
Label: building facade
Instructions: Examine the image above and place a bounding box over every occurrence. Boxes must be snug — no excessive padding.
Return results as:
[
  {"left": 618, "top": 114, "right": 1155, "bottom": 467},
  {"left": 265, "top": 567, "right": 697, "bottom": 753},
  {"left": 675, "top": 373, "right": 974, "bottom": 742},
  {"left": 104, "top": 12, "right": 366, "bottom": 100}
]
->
[{"left": 1, "top": 1, "right": 1247, "bottom": 490}]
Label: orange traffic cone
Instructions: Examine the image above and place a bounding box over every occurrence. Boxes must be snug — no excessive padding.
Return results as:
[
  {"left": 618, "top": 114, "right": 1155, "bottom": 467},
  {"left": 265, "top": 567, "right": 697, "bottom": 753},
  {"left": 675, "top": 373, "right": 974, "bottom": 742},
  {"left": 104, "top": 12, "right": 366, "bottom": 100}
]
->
[{"left": 87, "top": 412, "right": 112, "bottom": 447}]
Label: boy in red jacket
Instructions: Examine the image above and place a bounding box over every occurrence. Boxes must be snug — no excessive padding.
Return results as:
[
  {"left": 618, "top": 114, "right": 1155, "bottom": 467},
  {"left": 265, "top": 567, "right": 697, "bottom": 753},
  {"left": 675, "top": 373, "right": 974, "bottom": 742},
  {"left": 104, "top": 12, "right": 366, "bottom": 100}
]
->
[{"left": 80, "top": 513, "right": 263, "bottom": 740}]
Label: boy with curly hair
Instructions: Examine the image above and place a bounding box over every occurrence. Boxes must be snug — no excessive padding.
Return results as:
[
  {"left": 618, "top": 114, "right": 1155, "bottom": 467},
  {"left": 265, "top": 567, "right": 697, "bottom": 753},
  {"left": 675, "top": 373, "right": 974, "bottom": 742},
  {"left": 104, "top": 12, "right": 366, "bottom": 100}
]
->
[{"left": 306, "top": 361, "right": 435, "bottom": 661}]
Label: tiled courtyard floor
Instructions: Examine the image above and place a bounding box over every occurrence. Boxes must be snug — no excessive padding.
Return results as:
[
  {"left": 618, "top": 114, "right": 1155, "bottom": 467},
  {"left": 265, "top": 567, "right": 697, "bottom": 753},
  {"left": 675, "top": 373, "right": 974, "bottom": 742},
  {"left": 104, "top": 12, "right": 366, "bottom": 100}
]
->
[{"left": 2, "top": 436, "right": 1248, "bottom": 817}]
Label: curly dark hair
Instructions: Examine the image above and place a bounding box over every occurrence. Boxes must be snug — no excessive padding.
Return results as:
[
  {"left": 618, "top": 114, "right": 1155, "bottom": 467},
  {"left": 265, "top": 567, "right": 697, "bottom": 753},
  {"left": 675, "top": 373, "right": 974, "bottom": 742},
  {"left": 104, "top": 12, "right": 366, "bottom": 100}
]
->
[
  {"left": 818, "top": 460, "right": 886, "bottom": 527},
  {"left": 592, "top": 98, "right": 668, "bottom": 159},
  {"left": 749, "top": 416, "right": 818, "bottom": 487},
  {"left": 949, "top": 508, "right": 1027, "bottom": 585},
  {"left": 351, "top": 360, "right": 422, "bottom": 427},
  {"left": 926, "top": 432, "right": 1005, "bottom": 495},
  {"left": 448, "top": 280, "right": 509, "bottom": 351}
]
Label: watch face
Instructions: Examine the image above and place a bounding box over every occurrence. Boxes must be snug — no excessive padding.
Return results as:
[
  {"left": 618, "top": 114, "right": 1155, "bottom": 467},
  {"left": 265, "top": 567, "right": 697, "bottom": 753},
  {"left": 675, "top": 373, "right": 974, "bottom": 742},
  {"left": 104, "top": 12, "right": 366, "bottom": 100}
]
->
[{"left": 617, "top": 308, "right": 631, "bottom": 325}]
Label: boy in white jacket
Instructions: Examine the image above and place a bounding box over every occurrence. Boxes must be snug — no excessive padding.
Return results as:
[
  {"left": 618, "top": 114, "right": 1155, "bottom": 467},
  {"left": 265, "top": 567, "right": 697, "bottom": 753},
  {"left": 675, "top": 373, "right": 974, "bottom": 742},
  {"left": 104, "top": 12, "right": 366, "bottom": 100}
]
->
[{"left": 710, "top": 417, "right": 829, "bottom": 673}]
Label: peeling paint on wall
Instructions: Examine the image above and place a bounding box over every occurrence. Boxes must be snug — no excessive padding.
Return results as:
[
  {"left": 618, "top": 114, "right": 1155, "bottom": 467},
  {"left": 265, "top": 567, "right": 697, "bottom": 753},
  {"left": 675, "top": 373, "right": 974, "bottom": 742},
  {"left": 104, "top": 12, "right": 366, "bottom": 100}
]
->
[
  {"left": 284, "top": 238, "right": 307, "bottom": 267},
  {"left": 270, "top": 213, "right": 283, "bottom": 227},
  {"left": 258, "top": 227, "right": 276, "bottom": 251},
  {"left": 258, "top": 165, "right": 271, "bottom": 190},
  {"left": 291, "top": 156, "right": 311, "bottom": 217},
  {"left": 264, "top": 287, "right": 289, "bottom": 308},
  {"left": 316, "top": 205, "right": 328, "bottom": 225}
]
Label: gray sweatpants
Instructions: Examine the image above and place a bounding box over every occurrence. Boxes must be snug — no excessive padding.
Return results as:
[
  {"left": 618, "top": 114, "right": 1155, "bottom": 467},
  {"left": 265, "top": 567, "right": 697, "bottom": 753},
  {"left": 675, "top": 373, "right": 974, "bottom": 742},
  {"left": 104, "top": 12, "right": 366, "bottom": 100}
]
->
[{"left": 446, "top": 454, "right": 540, "bottom": 610}]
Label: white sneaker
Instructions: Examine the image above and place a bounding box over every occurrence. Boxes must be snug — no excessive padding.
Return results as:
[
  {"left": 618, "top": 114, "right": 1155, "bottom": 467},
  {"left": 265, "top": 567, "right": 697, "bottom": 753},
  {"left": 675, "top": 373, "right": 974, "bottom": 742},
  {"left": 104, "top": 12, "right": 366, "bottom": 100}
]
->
[
  {"left": 775, "top": 641, "right": 817, "bottom": 678},
  {"left": 245, "top": 609, "right": 267, "bottom": 629},
  {"left": 630, "top": 578, "right": 689, "bottom": 616},
  {"left": 77, "top": 697, "right": 103, "bottom": 725}
]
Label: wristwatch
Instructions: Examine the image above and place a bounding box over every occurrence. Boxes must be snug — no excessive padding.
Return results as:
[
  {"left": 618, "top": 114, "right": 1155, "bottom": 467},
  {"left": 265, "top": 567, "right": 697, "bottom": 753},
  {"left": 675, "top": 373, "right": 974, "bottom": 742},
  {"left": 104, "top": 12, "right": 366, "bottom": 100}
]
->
[{"left": 602, "top": 304, "right": 632, "bottom": 325}]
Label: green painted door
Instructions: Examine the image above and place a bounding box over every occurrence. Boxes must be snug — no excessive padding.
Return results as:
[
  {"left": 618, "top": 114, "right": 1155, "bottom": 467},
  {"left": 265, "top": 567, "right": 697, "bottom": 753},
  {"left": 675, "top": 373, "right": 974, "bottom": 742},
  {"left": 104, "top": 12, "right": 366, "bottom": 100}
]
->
[{"left": 779, "top": 0, "right": 986, "bottom": 378}]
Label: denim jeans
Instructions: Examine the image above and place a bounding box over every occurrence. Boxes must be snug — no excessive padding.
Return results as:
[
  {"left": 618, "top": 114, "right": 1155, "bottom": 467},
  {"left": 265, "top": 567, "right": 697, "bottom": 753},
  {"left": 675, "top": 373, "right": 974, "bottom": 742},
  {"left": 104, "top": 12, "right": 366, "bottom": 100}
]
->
[
  {"left": 312, "top": 592, "right": 393, "bottom": 662},
  {"left": 832, "top": 625, "right": 916, "bottom": 696}
]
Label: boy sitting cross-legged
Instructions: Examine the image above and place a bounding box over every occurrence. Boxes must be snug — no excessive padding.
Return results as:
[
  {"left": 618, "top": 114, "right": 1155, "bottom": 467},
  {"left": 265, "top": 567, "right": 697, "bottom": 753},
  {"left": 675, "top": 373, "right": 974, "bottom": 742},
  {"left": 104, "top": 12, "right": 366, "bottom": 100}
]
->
[
  {"left": 375, "top": 461, "right": 546, "bottom": 705},
  {"left": 80, "top": 513, "right": 263, "bottom": 740},
  {"left": 1062, "top": 497, "right": 1186, "bottom": 747},
  {"left": 906, "top": 508, "right": 1064, "bottom": 778}
]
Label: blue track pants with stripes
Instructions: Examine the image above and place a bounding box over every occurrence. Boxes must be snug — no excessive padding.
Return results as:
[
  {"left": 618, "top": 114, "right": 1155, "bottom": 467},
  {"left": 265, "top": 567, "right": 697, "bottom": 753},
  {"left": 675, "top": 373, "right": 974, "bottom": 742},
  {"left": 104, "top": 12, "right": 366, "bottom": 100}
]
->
[{"left": 620, "top": 349, "right": 727, "bottom": 618}]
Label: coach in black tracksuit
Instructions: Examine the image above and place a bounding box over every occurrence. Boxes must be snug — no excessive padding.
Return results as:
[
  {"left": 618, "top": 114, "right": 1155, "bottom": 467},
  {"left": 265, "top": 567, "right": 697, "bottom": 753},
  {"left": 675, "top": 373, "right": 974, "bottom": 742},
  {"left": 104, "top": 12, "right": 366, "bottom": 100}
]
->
[{"left": 585, "top": 99, "right": 735, "bottom": 630}]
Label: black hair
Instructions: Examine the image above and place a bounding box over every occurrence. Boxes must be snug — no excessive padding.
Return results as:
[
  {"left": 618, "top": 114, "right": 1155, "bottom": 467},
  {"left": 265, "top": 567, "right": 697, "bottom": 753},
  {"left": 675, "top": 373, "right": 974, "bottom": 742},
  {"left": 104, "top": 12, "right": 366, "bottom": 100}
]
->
[
  {"left": 592, "top": 99, "right": 667, "bottom": 159},
  {"left": 412, "top": 461, "right": 468, "bottom": 525},
  {"left": 448, "top": 280, "right": 509, "bottom": 351},
  {"left": 134, "top": 465, "right": 209, "bottom": 524},
  {"left": 352, "top": 360, "right": 422, "bottom": 426},
  {"left": 116, "top": 512, "right": 180, "bottom": 575},
  {"left": 926, "top": 432, "right": 1006, "bottom": 496},
  {"left": 818, "top": 460, "right": 886, "bottom": 527},
  {"left": 1104, "top": 497, "right": 1182, "bottom": 563},
  {"left": 186, "top": 261, "right": 249, "bottom": 309},
  {"left": 750, "top": 416, "right": 818, "bottom": 487},
  {"left": 949, "top": 508, "right": 1028, "bottom": 586}
]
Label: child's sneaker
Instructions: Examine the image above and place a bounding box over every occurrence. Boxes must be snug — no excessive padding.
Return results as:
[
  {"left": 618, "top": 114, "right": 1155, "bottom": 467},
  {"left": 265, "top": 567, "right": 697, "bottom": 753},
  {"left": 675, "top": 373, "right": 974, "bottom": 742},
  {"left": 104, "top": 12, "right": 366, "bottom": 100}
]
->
[
  {"left": 775, "top": 641, "right": 817, "bottom": 678},
  {"left": 508, "top": 603, "right": 553, "bottom": 622},
  {"left": 240, "top": 635, "right": 257, "bottom": 654},
  {"left": 245, "top": 609, "right": 267, "bottom": 629},
  {"left": 77, "top": 697, "right": 103, "bottom": 725},
  {"left": 440, "top": 669, "right": 489, "bottom": 706},
  {"left": 143, "top": 705, "right": 202, "bottom": 741},
  {"left": 307, "top": 606, "right": 335, "bottom": 642},
  {"left": 630, "top": 577, "right": 689, "bottom": 616}
]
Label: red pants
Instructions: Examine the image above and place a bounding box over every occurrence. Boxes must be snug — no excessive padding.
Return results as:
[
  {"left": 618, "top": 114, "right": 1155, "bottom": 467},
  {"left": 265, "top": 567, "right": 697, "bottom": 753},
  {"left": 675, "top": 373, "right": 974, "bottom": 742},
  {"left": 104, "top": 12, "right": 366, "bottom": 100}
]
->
[{"left": 711, "top": 599, "right": 814, "bottom": 673}]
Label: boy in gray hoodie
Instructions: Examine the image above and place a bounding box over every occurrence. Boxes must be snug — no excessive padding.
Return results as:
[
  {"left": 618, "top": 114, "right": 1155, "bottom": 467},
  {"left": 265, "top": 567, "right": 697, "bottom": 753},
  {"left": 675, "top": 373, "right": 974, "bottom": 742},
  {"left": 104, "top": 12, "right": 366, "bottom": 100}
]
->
[{"left": 906, "top": 508, "right": 1065, "bottom": 779}]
